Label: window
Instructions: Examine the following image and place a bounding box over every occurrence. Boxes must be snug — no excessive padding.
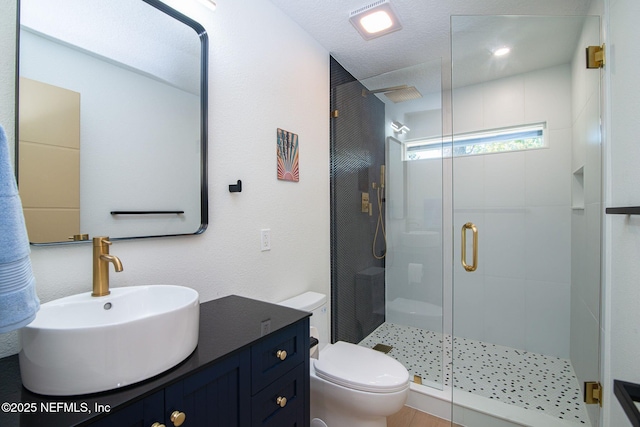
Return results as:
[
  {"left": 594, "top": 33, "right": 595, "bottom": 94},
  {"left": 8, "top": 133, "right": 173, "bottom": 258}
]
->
[{"left": 405, "top": 123, "right": 546, "bottom": 160}]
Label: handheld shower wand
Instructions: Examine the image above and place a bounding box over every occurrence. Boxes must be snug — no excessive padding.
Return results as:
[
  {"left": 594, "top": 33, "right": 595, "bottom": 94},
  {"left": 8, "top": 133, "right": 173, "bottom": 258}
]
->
[{"left": 372, "top": 165, "right": 386, "bottom": 260}]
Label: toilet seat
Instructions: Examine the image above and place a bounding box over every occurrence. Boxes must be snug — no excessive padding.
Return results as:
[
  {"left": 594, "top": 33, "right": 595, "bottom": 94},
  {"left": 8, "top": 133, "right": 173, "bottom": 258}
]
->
[{"left": 313, "top": 341, "right": 409, "bottom": 393}]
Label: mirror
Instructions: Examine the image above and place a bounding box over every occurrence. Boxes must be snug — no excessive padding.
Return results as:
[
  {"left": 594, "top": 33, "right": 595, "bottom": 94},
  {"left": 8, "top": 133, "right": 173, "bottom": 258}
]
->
[{"left": 17, "top": 0, "right": 208, "bottom": 244}]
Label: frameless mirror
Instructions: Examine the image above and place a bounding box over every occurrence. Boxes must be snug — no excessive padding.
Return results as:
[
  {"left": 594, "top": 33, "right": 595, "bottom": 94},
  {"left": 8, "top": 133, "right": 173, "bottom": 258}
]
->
[{"left": 17, "top": 0, "right": 208, "bottom": 244}]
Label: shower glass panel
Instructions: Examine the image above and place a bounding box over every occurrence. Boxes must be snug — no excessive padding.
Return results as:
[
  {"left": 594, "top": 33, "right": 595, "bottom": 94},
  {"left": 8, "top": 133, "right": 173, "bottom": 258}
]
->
[
  {"left": 451, "top": 15, "right": 602, "bottom": 426},
  {"left": 333, "top": 59, "right": 447, "bottom": 391}
]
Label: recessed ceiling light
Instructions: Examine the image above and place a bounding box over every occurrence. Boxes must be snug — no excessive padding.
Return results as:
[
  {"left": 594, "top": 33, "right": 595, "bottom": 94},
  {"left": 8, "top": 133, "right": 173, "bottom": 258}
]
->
[
  {"left": 350, "top": 0, "right": 403, "bottom": 41},
  {"left": 361, "top": 11, "right": 393, "bottom": 34},
  {"left": 493, "top": 47, "right": 511, "bottom": 57}
]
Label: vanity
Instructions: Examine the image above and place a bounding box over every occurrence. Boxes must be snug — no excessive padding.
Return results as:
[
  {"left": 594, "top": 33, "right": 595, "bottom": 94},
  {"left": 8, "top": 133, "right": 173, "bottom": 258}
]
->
[{"left": 0, "top": 295, "right": 311, "bottom": 427}]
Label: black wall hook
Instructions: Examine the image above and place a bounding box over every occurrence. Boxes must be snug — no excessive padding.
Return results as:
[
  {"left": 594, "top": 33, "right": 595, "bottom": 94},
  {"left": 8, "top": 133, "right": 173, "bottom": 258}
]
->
[{"left": 229, "top": 180, "right": 242, "bottom": 193}]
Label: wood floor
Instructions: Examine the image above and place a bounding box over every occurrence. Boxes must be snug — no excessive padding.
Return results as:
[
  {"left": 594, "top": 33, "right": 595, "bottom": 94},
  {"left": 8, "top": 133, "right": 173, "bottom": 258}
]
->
[{"left": 387, "top": 406, "right": 461, "bottom": 427}]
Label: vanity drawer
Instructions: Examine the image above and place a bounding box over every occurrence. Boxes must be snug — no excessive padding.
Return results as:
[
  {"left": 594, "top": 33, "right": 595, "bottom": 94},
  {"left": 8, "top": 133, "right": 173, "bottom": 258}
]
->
[
  {"left": 251, "top": 362, "right": 306, "bottom": 427},
  {"left": 251, "top": 320, "right": 307, "bottom": 393}
]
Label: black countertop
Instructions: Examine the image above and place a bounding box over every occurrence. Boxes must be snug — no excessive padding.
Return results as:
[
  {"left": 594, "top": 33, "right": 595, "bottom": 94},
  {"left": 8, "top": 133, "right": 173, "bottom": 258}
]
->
[{"left": 0, "top": 294, "right": 310, "bottom": 427}]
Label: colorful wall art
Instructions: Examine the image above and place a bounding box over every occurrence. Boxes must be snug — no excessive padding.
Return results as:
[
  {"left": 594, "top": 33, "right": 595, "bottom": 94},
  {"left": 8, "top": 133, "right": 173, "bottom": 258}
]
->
[{"left": 277, "top": 128, "right": 299, "bottom": 182}]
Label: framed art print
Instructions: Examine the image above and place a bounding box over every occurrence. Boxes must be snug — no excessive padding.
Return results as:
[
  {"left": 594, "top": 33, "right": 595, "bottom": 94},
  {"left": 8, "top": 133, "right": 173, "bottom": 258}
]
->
[{"left": 277, "top": 128, "right": 299, "bottom": 182}]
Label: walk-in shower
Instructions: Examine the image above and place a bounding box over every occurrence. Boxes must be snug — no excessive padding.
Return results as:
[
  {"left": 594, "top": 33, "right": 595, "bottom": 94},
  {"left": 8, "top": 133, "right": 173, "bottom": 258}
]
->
[{"left": 330, "top": 14, "right": 602, "bottom": 427}]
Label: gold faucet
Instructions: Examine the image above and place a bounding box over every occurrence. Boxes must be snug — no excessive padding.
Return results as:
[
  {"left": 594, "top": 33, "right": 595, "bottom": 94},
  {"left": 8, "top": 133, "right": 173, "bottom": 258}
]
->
[{"left": 92, "top": 236, "right": 123, "bottom": 297}]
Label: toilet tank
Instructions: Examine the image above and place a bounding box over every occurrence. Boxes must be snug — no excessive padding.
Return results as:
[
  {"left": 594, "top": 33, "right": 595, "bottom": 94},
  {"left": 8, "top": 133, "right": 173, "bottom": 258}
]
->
[{"left": 279, "top": 291, "right": 329, "bottom": 348}]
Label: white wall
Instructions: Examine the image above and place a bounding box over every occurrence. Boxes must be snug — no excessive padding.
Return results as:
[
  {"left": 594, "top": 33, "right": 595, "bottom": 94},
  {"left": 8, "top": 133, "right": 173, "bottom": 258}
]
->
[
  {"left": 0, "top": 0, "right": 330, "bottom": 357},
  {"left": 451, "top": 65, "right": 573, "bottom": 358},
  {"left": 604, "top": 0, "right": 640, "bottom": 425}
]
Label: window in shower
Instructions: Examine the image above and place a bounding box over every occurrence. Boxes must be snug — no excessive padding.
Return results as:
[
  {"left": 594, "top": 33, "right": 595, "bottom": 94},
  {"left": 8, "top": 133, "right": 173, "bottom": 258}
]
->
[{"left": 404, "top": 122, "right": 546, "bottom": 160}]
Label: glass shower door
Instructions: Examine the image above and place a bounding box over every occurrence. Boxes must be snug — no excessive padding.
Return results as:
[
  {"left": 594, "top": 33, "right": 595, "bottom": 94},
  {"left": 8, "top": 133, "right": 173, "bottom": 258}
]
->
[
  {"left": 330, "top": 59, "right": 448, "bottom": 392},
  {"left": 451, "top": 15, "right": 602, "bottom": 426},
  {"left": 369, "top": 60, "right": 447, "bottom": 391}
]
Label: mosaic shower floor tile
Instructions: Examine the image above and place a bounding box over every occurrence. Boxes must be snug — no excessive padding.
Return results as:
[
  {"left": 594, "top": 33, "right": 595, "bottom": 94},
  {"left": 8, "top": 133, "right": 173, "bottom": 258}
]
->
[{"left": 359, "top": 322, "right": 591, "bottom": 425}]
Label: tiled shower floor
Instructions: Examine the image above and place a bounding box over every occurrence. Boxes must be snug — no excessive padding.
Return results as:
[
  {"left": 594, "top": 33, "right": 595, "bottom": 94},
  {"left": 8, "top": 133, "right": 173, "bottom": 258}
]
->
[{"left": 359, "top": 322, "right": 590, "bottom": 425}]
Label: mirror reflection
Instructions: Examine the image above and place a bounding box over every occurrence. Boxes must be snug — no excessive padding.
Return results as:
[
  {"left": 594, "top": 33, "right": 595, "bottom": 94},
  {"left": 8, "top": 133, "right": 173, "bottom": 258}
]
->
[{"left": 17, "top": 0, "right": 208, "bottom": 244}]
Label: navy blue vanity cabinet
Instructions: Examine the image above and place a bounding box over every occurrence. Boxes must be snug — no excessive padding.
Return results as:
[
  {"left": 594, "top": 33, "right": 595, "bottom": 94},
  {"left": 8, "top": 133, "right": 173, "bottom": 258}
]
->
[
  {"left": 251, "top": 363, "right": 306, "bottom": 426},
  {"left": 250, "top": 320, "right": 310, "bottom": 426},
  {"left": 89, "top": 390, "right": 164, "bottom": 427},
  {"left": 164, "top": 352, "right": 251, "bottom": 427},
  {"left": 87, "top": 319, "right": 309, "bottom": 427},
  {"left": 89, "top": 352, "right": 252, "bottom": 427}
]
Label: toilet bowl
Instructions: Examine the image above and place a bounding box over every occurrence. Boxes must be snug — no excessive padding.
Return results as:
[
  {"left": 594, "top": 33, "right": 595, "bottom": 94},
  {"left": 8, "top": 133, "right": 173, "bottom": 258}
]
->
[
  {"left": 280, "top": 292, "right": 410, "bottom": 427},
  {"left": 311, "top": 341, "right": 410, "bottom": 427}
]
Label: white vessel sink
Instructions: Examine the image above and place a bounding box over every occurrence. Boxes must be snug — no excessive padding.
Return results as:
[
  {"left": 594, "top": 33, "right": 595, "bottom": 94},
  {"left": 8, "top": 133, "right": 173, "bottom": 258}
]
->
[{"left": 19, "top": 285, "right": 199, "bottom": 396}]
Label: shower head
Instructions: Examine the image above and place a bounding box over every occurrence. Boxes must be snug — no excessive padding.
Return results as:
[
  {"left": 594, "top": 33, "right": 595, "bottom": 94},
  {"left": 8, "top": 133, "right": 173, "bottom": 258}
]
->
[
  {"left": 366, "top": 85, "right": 410, "bottom": 94},
  {"left": 383, "top": 86, "right": 422, "bottom": 103},
  {"left": 363, "top": 85, "right": 423, "bottom": 103}
]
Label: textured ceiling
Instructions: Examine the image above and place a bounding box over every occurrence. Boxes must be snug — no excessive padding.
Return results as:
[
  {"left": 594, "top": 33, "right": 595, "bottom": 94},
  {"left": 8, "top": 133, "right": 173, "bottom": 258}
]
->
[{"left": 268, "top": 0, "right": 594, "bottom": 86}]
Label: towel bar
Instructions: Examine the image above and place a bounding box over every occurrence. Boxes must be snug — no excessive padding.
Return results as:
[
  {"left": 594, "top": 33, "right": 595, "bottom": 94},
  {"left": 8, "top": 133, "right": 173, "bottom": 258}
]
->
[
  {"left": 605, "top": 207, "right": 640, "bottom": 215},
  {"left": 614, "top": 380, "right": 640, "bottom": 426},
  {"left": 110, "top": 211, "right": 184, "bottom": 215}
]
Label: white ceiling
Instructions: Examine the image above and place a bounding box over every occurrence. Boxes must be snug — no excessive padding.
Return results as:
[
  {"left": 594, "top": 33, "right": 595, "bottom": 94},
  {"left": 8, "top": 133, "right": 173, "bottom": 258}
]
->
[{"left": 268, "top": 0, "right": 595, "bottom": 90}]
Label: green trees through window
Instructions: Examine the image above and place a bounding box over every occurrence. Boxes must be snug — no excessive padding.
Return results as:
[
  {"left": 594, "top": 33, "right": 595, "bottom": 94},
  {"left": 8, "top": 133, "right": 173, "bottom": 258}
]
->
[{"left": 405, "top": 123, "right": 546, "bottom": 160}]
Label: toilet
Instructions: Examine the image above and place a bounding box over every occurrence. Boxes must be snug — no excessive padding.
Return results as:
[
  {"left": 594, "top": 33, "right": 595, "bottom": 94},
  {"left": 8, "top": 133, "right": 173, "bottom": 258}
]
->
[{"left": 279, "top": 292, "right": 410, "bottom": 427}]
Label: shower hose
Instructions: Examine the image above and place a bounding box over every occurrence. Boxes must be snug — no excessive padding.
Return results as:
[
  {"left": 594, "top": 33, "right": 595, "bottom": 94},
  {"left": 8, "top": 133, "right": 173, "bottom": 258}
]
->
[{"left": 372, "top": 185, "right": 386, "bottom": 260}]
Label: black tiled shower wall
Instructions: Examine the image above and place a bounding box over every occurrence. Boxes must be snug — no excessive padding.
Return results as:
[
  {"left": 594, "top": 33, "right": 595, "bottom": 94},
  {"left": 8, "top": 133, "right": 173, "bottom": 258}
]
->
[{"left": 330, "top": 57, "right": 386, "bottom": 344}]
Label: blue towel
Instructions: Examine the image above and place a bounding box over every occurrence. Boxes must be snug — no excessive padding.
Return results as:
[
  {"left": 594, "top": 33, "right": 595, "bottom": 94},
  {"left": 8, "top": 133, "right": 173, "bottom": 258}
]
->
[{"left": 0, "top": 124, "right": 39, "bottom": 333}]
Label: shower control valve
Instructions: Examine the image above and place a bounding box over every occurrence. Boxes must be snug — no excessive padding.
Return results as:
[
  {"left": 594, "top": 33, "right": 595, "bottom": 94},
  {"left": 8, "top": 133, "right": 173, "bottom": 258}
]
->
[{"left": 361, "top": 192, "right": 370, "bottom": 213}]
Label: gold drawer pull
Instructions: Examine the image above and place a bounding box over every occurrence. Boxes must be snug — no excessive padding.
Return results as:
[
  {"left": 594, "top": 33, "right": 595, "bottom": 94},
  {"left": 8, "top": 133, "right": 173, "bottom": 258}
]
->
[
  {"left": 276, "top": 350, "right": 287, "bottom": 361},
  {"left": 276, "top": 396, "right": 287, "bottom": 408},
  {"left": 151, "top": 423, "right": 166, "bottom": 427},
  {"left": 170, "top": 410, "right": 186, "bottom": 427}
]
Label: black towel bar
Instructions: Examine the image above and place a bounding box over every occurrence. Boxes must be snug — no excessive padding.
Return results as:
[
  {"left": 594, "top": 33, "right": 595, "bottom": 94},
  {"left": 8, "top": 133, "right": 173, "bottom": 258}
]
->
[
  {"left": 110, "top": 211, "right": 184, "bottom": 215},
  {"left": 606, "top": 207, "right": 640, "bottom": 215},
  {"left": 614, "top": 380, "right": 640, "bottom": 426}
]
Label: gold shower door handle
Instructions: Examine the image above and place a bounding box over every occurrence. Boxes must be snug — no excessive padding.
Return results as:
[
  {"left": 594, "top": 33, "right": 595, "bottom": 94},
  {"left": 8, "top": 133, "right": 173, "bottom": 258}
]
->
[{"left": 461, "top": 222, "right": 478, "bottom": 272}]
